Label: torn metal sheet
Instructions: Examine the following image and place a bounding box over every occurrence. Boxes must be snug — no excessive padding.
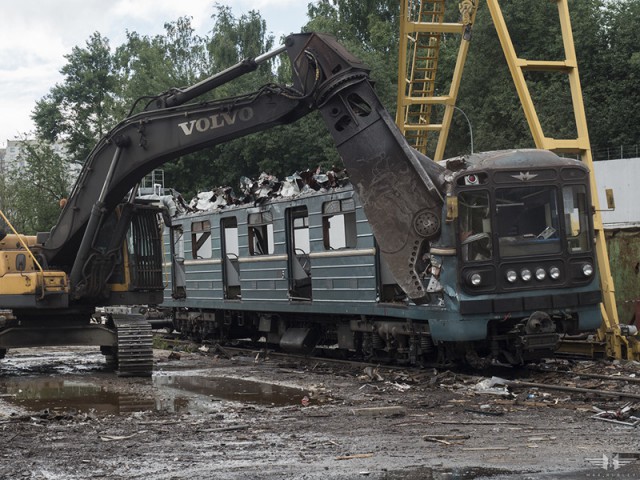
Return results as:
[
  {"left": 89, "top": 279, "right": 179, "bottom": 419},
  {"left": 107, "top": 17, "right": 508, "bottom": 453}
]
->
[{"left": 165, "top": 166, "right": 350, "bottom": 215}]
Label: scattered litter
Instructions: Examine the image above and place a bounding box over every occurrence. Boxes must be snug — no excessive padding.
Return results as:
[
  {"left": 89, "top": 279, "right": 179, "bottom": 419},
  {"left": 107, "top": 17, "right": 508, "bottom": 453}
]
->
[
  {"left": 462, "top": 447, "right": 511, "bottom": 451},
  {"left": 351, "top": 406, "right": 406, "bottom": 417},
  {"left": 336, "top": 453, "right": 374, "bottom": 461},
  {"left": 197, "top": 425, "right": 250, "bottom": 433},
  {"left": 100, "top": 431, "right": 147, "bottom": 442},
  {"left": 301, "top": 396, "right": 310, "bottom": 407},
  {"left": 362, "top": 366, "right": 383, "bottom": 382},
  {"left": 473, "top": 377, "right": 511, "bottom": 397},
  {"left": 210, "top": 344, "right": 232, "bottom": 359},
  {"left": 386, "top": 382, "right": 411, "bottom": 392},
  {"left": 463, "top": 407, "right": 504, "bottom": 417},
  {"left": 592, "top": 403, "right": 640, "bottom": 427},
  {"left": 423, "top": 434, "right": 470, "bottom": 445}
]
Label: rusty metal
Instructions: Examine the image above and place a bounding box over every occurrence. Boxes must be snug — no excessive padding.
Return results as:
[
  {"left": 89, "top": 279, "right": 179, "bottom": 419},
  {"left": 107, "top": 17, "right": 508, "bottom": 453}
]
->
[{"left": 605, "top": 228, "right": 640, "bottom": 325}]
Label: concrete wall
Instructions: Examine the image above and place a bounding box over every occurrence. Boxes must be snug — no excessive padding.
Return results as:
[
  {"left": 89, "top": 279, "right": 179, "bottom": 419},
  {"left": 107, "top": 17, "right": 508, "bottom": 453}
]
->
[{"left": 593, "top": 157, "right": 640, "bottom": 227}]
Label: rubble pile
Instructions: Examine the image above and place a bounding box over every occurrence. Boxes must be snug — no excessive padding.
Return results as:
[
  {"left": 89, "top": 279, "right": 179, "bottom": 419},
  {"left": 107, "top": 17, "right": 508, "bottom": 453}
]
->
[
  {"left": 188, "top": 166, "right": 350, "bottom": 214},
  {"left": 138, "top": 166, "right": 349, "bottom": 218}
]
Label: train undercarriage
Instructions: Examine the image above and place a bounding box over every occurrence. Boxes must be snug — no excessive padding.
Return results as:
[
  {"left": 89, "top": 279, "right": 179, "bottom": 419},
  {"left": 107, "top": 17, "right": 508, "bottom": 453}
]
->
[{"left": 169, "top": 307, "right": 578, "bottom": 367}]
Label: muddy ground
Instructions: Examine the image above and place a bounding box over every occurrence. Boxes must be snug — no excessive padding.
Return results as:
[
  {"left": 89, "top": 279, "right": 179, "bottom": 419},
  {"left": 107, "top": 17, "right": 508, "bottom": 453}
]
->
[{"left": 1, "top": 345, "right": 640, "bottom": 480}]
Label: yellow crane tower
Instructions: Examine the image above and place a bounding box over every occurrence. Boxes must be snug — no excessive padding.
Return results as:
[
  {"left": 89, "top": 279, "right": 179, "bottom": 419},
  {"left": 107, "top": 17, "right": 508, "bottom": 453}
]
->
[{"left": 396, "top": 0, "right": 640, "bottom": 360}]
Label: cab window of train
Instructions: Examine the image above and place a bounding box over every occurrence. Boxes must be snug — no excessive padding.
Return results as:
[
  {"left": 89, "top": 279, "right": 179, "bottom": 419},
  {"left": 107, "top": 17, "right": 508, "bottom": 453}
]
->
[
  {"left": 563, "top": 185, "right": 590, "bottom": 253},
  {"left": 191, "top": 220, "right": 212, "bottom": 259},
  {"left": 458, "top": 191, "right": 492, "bottom": 261},
  {"left": 322, "top": 199, "right": 357, "bottom": 250},
  {"left": 496, "top": 186, "right": 561, "bottom": 257},
  {"left": 248, "top": 212, "right": 274, "bottom": 255}
]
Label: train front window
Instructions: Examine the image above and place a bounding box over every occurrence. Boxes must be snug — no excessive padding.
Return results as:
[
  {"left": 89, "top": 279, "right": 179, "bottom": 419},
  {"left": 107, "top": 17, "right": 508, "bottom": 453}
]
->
[
  {"left": 563, "top": 185, "right": 590, "bottom": 253},
  {"left": 496, "top": 185, "right": 561, "bottom": 257},
  {"left": 458, "top": 191, "right": 492, "bottom": 261}
]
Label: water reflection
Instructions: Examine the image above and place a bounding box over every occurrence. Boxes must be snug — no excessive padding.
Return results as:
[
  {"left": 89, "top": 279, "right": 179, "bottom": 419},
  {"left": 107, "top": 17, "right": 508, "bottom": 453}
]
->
[{"left": 0, "top": 375, "right": 307, "bottom": 416}]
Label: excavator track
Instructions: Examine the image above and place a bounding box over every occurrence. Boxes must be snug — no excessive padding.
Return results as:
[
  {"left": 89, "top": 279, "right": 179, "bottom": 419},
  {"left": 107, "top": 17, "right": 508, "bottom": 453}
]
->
[{"left": 113, "top": 317, "right": 153, "bottom": 377}]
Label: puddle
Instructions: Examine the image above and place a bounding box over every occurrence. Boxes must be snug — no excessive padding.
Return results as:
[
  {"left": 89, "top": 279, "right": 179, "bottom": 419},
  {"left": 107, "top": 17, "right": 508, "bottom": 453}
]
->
[
  {"left": 383, "top": 466, "right": 517, "bottom": 479},
  {"left": 1, "top": 378, "right": 155, "bottom": 415},
  {"left": 154, "top": 375, "right": 308, "bottom": 407},
  {"left": 0, "top": 350, "right": 108, "bottom": 375},
  {"left": 0, "top": 375, "right": 308, "bottom": 416}
]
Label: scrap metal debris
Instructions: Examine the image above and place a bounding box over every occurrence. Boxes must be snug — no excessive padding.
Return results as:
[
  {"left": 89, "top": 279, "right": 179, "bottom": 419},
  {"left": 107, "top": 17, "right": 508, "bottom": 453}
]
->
[
  {"left": 592, "top": 403, "right": 640, "bottom": 427},
  {"left": 362, "top": 366, "right": 383, "bottom": 382},
  {"left": 148, "top": 166, "right": 350, "bottom": 217},
  {"left": 473, "top": 377, "right": 512, "bottom": 397},
  {"left": 336, "top": 453, "right": 374, "bottom": 461}
]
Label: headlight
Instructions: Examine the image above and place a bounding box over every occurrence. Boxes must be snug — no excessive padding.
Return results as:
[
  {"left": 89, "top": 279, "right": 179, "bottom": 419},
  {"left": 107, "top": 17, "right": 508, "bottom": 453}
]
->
[
  {"left": 535, "top": 267, "right": 546, "bottom": 281},
  {"left": 469, "top": 272, "right": 482, "bottom": 286},
  {"left": 549, "top": 266, "right": 561, "bottom": 280},
  {"left": 521, "top": 268, "right": 532, "bottom": 282},
  {"left": 506, "top": 270, "right": 518, "bottom": 283},
  {"left": 582, "top": 263, "right": 594, "bottom": 277}
]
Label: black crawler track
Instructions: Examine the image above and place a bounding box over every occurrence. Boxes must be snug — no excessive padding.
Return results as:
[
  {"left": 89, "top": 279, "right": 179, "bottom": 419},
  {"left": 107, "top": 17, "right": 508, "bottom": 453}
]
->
[{"left": 114, "top": 318, "right": 153, "bottom": 377}]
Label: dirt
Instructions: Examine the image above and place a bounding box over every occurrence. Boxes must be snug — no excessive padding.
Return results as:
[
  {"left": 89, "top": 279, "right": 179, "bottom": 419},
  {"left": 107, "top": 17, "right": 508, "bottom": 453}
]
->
[{"left": 2, "top": 346, "right": 640, "bottom": 479}]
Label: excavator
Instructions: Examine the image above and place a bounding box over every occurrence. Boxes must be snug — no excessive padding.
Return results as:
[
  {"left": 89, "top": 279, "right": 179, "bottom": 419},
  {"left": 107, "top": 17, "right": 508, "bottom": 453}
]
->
[
  {"left": 0, "top": 2, "right": 622, "bottom": 374},
  {"left": 0, "top": 32, "right": 447, "bottom": 375}
]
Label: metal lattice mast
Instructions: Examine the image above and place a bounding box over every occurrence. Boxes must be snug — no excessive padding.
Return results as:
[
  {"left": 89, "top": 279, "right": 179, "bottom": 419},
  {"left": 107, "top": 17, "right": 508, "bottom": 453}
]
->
[{"left": 396, "top": 0, "right": 478, "bottom": 160}]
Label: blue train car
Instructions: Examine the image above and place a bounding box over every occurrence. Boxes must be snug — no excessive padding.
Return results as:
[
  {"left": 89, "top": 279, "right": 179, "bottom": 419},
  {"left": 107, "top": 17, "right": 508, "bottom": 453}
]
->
[{"left": 161, "top": 149, "right": 603, "bottom": 365}]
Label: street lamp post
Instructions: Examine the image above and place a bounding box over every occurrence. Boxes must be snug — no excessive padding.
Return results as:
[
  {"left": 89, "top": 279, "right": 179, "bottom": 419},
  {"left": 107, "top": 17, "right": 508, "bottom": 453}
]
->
[{"left": 453, "top": 106, "right": 474, "bottom": 155}]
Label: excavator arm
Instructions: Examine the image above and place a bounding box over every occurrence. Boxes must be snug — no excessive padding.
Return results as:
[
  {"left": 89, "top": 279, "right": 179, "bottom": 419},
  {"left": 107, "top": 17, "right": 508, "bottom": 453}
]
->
[{"left": 39, "top": 32, "right": 444, "bottom": 304}]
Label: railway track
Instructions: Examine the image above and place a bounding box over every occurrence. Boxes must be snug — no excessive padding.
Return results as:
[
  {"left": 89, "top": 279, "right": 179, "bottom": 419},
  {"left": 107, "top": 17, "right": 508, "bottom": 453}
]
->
[{"left": 153, "top": 331, "right": 640, "bottom": 406}]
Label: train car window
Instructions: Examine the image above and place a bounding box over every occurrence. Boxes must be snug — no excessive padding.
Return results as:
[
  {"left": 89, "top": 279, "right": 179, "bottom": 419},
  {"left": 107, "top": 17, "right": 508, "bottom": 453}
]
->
[
  {"left": 191, "top": 220, "right": 212, "bottom": 259},
  {"left": 458, "top": 191, "right": 492, "bottom": 261},
  {"left": 292, "top": 208, "right": 310, "bottom": 253},
  {"left": 222, "top": 217, "right": 239, "bottom": 256},
  {"left": 496, "top": 186, "right": 561, "bottom": 257},
  {"left": 322, "top": 199, "right": 357, "bottom": 250},
  {"left": 563, "top": 185, "right": 590, "bottom": 253},
  {"left": 248, "top": 212, "right": 274, "bottom": 255}
]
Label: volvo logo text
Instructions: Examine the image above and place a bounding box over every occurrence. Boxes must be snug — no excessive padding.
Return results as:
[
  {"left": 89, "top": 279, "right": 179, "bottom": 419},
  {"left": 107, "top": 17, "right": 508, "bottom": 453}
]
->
[{"left": 178, "top": 107, "right": 254, "bottom": 136}]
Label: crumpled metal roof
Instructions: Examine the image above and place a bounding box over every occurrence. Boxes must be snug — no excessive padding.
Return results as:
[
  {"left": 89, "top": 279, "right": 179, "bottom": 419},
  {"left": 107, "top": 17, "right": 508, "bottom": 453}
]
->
[{"left": 185, "top": 166, "right": 350, "bottom": 214}]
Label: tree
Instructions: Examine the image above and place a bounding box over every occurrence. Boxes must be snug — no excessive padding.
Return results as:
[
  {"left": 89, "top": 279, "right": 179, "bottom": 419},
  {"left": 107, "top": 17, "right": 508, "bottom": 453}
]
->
[
  {"left": 3, "top": 141, "right": 74, "bottom": 234},
  {"left": 32, "top": 33, "right": 117, "bottom": 163},
  {"left": 590, "top": 0, "right": 640, "bottom": 150},
  {"left": 435, "top": 0, "right": 615, "bottom": 158},
  {"left": 113, "top": 16, "right": 209, "bottom": 117}
]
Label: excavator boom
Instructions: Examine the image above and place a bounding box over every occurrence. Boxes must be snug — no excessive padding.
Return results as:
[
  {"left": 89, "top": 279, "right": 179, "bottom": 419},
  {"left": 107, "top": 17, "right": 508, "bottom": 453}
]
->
[{"left": 37, "top": 32, "right": 444, "bottom": 304}]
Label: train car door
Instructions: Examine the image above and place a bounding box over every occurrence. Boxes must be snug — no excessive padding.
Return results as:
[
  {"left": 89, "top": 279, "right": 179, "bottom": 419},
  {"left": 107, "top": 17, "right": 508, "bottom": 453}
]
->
[
  {"left": 221, "top": 217, "right": 241, "bottom": 299},
  {"left": 170, "top": 224, "right": 186, "bottom": 299},
  {"left": 286, "top": 206, "right": 312, "bottom": 300}
]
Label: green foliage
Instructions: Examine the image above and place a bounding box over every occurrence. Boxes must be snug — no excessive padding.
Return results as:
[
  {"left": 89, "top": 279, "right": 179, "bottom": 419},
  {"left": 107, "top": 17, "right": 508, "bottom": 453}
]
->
[
  {"left": 434, "top": 0, "right": 636, "bottom": 158},
  {"left": 19, "top": 0, "right": 640, "bottom": 209},
  {"left": 113, "top": 16, "right": 209, "bottom": 116},
  {"left": 32, "top": 33, "right": 117, "bottom": 163},
  {"left": 2, "top": 141, "right": 74, "bottom": 234}
]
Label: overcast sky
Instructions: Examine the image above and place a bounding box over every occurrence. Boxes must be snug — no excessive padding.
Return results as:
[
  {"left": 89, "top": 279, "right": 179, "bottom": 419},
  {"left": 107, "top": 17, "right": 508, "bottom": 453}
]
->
[{"left": 0, "top": 0, "right": 309, "bottom": 148}]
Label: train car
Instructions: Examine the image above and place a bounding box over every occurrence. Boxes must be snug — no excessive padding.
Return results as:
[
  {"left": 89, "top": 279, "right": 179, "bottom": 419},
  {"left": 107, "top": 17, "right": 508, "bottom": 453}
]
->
[{"left": 160, "top": 149, "right": 603, "bottom": 366}]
